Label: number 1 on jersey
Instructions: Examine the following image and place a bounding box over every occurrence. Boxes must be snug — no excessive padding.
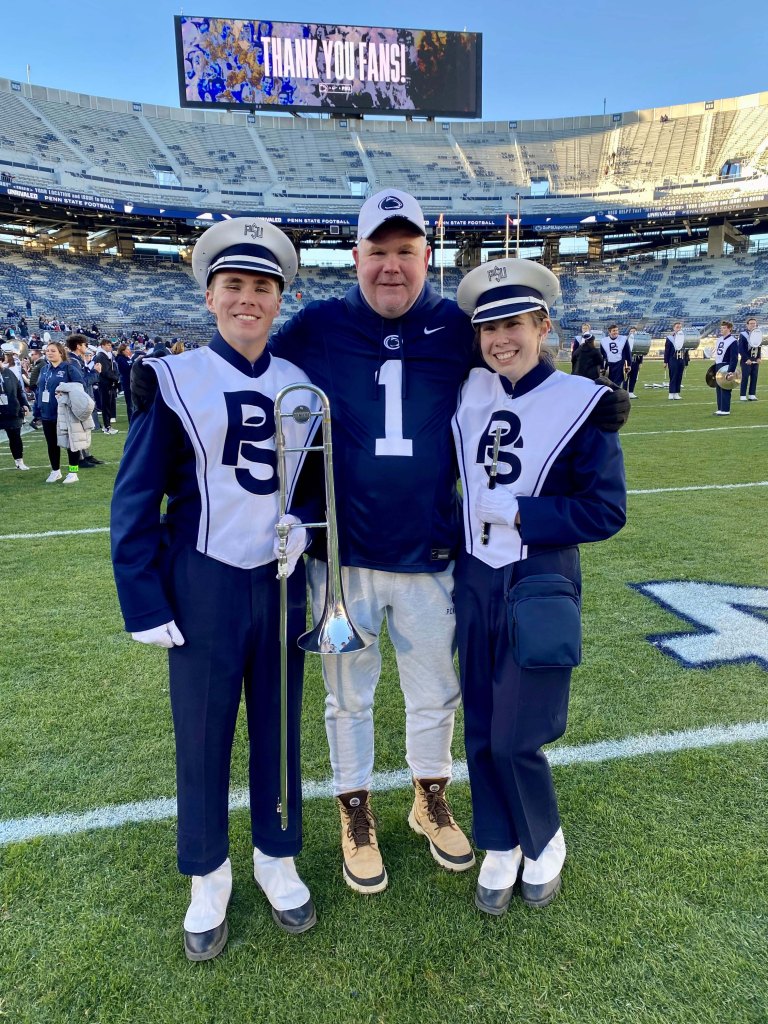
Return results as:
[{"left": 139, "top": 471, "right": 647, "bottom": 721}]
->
[{"left": 375, "top": 361, "right": 413, "bottom": 456}]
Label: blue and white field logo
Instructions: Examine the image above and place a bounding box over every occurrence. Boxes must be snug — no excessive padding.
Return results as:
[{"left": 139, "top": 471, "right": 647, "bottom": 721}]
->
[{"left": 631, "top": 581, "right": 768, "bottom": 671}]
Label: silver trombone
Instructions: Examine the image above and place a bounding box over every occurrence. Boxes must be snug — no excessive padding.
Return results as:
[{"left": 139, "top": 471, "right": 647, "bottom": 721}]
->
[{"left": 274, "top": 383, "right": 372, "bottom": 830}]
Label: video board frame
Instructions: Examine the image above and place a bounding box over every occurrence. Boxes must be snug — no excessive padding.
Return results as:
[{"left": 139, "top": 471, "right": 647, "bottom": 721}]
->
[{"left": 174, "top": 16, "right": 482, "bottom": 118}]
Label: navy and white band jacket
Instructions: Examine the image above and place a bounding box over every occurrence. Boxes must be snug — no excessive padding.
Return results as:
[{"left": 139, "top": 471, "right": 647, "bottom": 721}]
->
[
  {"left": 664, "top": 332, "right": 688, "bottom": 364},
  {"left": 738, "top": 330, "right": 763, "bottom": 363},
  {"left": 111, "top": 332, "right": 317, "bottom": 633},
  {"left": 270, "top": 282, "right": 475, "bottom": 573},
  {"left": 599, "top": 336, "right": 631, "bottom": 366},
  {"left": 714, "top": 334, "right": 739, "bottom": 371},
  {"left": 452, "top": 362, "right": 626, "bottom": 568}
]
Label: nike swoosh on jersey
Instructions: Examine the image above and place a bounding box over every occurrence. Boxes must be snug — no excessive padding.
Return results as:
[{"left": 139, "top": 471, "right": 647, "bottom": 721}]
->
[{"left": 423, "top": 326, "right": 446, "bottom": 335}]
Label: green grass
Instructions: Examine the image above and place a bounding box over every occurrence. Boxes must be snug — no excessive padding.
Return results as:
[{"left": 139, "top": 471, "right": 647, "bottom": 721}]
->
[{"left": 1, "top": 372, "right": 767, "bottom": 1024}]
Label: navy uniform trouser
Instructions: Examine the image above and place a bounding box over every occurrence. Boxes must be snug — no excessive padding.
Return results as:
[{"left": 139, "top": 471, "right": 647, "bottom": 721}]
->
[
  {"left": 714, "top": 362, "right": 733, "bottom": 411},
  {"left": 454, "top": 548, "right": 579, "bottom": 859},
  {"left": 668, "top": 356, "right": 685, "bottom": 394},
  {"left": 166, "top": 544, "right": 306, "bottom": 876},
  {"left": 607, "top": 361, "right": 624, "bottom": 387},
  {"left": 626, "top": 359, "right": 641, "bottom": 392},
  {"left": 740, "top": 362, "right": 759, "bottom": 397}
]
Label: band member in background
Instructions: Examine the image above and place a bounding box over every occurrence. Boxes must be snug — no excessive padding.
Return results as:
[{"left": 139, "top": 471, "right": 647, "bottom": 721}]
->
[
  {"left": 625, "top": 327, "right": 643, "bottom": 398},
  {"left": 713, "top": 320, "right": 739, "bottom": 415},
  {"left": 571, "top": 321, "right": 592, "bottom": 363},
  {"left": 664, "top": 322, "right": 687, "bottom": 401},
  {"left": 111, "top": 218, "right": 319, "bottom": 962},
  {"left": 452, "top": 259, "right": 626, "bottom": 915},
  {"left": 599, "top": 325, "right": 630, "bottom": 387},
  {"left": 738, "top": 317, "right": 761, "bottom": 401}
]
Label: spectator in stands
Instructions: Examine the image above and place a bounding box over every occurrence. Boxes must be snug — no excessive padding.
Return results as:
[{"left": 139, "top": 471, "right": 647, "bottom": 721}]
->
[
  {"left": 170, "top": 341, "right": 186, "bottom": 355},
  {"left": 116, "top": 343, "right": 134, "bottom": 422},
  {"left": 66, "top": 334, "right": 104, "bottom": 467},
  {"left": 572, "top": 334, "right": 603, "bottom": 379},
  {"left": 93, "top": 339, "right": 120, "bottom": 434},
  {"left": 149, "top": 336, "right": 170, "bottom": 358},
  {"left": 17, "top": 316, "right": 29, "bottom": 339},
  {"left": 0, "top": 355, "right": 31, "bottom": 470},
  {"left": 738, "top": 317, "right": 761, "bottom": 401},
  {"left": 37, "top": 341, "right": 85, "bottom": 484}
]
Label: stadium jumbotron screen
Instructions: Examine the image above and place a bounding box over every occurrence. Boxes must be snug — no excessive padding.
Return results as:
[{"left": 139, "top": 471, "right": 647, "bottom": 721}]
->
[{"left": 175, "top": 16, "right": 482, "bottom": 118}]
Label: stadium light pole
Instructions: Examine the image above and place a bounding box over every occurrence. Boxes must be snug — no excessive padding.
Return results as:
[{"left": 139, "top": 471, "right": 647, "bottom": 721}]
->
[{"left": 516, "top": 193, "right": 521, "bottom": 257}]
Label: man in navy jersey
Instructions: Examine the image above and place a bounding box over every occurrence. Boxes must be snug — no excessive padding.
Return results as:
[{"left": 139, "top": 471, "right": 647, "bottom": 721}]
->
[
  {"left": 270, "top": 189, "right": 631, "bottom": 896},
  {"left": 111, "top": 218, "right": 319, "bottom": 960}
]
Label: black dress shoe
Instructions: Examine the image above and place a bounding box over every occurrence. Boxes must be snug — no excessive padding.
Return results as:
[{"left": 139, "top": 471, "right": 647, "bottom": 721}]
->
[
  {"left": 184, "top": 919, "right": 228, "bottom": 961},
  {"left": 475, "top": 883, "right": 515, "bottom": 916},
  {"left": 520, "top": 873, "right": 562, "bottom": 908},
  {"left": 270, "top": 898, "right": 317, "bottom": 935},
  {"left": 88, "top": 457, "right": 105, "bottom": 464},
  {"left": 79, "top": 458, "right": 96, "bottom": 468}
]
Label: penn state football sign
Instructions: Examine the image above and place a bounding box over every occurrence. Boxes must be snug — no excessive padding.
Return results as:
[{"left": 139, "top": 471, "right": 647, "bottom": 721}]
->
[{"left": 632, "top": 581, "right": 768, "bottom": 671}]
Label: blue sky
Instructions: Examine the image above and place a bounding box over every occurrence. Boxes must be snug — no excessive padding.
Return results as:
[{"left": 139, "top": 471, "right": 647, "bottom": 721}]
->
[{"left": 5, "top": 0, "right": 768, "bottom": 121}]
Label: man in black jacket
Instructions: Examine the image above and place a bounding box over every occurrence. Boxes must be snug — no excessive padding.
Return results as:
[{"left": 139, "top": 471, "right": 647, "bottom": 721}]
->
[{"left": 93, "top": 339, "right": 120, "bottom": 434}]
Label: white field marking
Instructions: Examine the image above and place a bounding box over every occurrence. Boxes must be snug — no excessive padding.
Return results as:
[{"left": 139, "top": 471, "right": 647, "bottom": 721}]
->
[
  {"left": 622, "top": 424, "right": 766, "bottom": 437},
  {"left": 628, "top": 481, "right": 768, "bottom": 495},
  {"left": 3, "top": 480, "right": 767, "bottom": 538},
  {"left": 0, "top": 527, "right": 110, "bottom": 540},
  {"left": 1, "top": 720, "right": 766, "bottom": 847}
]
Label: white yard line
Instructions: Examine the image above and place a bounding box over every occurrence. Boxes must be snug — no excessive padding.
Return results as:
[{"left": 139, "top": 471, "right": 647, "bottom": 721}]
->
[
  {"left": 628, "top": 481, "right": 768, "bottom": 495},
  {"left": 622, "top": 424, "right": 766, "bottom": 437},
  {"left": 1, "top": 720, "right": 766, "bottom": 846}
]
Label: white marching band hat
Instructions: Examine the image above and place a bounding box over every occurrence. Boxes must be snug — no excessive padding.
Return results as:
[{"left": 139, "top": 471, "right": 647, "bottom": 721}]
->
[
  {"left": 457, "top": 258, "right": 560, "bottom": 326},
  {"left": 192, "top": 217, "right": 298, "bottom": 290},
  {"left": 356, "top": 188, "right": 426, "bottom": 242}
]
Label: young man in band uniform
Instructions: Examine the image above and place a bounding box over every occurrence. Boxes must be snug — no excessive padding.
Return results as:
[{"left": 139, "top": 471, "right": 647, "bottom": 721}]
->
[
  {"left": 738, "top": 317, "right": 761, "bottom": 401},
  {"left": 111, "top": 218, "right": 319, "bottom": 960}
]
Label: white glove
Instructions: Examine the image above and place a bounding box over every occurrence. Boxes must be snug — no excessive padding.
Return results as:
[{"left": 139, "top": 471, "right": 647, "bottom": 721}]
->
[
  {"left": 131, "top": 620, "right": 186, "bottom": 648},
  {"left": 475, "top": 488, "right": 520, "bottom": 529},
  {"left": 273, "top": 514, "right": 308, "bottom": 579}
]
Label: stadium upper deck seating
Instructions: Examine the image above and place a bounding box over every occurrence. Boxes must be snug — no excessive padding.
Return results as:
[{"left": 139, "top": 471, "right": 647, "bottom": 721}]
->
[{"left": 2, "top": 78, "right": 768, "bottom": 215}]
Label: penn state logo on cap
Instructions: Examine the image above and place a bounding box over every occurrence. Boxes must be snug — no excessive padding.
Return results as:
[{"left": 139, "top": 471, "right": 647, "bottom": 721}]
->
[
  {"left": 357, "top": 188, "right": 426, "bottom": 242},
  {"left": 457, "top": 258, "right": 560, "bottom": 326},
  {"left": 192, "top": 217, "right": 298, "bottom": 290}
]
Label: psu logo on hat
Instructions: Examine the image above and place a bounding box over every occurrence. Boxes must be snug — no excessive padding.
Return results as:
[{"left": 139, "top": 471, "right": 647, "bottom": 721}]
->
[
  {"left": 243, "top": 223, "right": 264, "bottom": 239},
  {"left": 487, "top": 265, "right": 508, "bottom": 283},
  {"left": 379, "top": 195, "right": 404, "bottom": 212}
]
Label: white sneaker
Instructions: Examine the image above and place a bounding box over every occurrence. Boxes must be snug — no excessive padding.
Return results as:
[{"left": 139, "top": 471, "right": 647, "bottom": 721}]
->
[
  {"left": 628, "top": 392, "right": 637, "bottom": 399},
  {"left": 45, "top": 470, "right": 62, "bottom": 483},
  {"left": 748, "top": 396, "right": 758, "bottom": 401},
  {"left": 102, "top": 427, "right": 119, "bottom": 435},
  {"left": 14, "top": 460, "right": 30, "bottom": 470},
  {"left": 674, "top": 394, "right": 682, "bottom": 400},
  {"left": 740, "top": 396, "right": 748, "bottom": 401},
  {"left": 668, "top": 394, "right": 675, "bottom": 400},
  {"left": 63, "top": 472, "right": 79, "bottom": 484}
]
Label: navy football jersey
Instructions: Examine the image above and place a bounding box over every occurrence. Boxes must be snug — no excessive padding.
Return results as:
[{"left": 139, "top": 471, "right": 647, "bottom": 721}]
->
[{"left": 271, "top": 283, "right": 475, "bottom": 572}]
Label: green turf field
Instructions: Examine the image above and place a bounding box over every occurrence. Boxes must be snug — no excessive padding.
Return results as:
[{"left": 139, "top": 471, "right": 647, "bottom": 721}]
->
[{"left": 1, "top": 362, "right": 767, "bottom": 1024}]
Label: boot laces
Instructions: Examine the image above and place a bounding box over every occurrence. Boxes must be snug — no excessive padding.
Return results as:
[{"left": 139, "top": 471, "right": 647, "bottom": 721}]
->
[
  {"left": 424, "top": 789, "right": 454, "bottom": 829},
  {"left": 346, "top": 802, "right": 377, "bottom": 848}
]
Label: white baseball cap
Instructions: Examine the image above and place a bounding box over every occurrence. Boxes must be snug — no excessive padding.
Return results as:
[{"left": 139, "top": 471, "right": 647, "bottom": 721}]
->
[
  {"left": 192, "top": 217, "right": 298, "bottom": 290},
  {"left": 457, "top": 259, "right": 560, "bottom": 326},
  {"left": 356, "top": 188, "right": 426, "bottom": 242}
]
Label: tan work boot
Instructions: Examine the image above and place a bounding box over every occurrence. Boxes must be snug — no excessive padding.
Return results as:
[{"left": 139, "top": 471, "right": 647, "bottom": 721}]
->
[
  {"left": 409, "top": 777, "right": 475, "bottom": 872},
  {"left": 337, "top": 790, "right": 388, "bottom": 894}
]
